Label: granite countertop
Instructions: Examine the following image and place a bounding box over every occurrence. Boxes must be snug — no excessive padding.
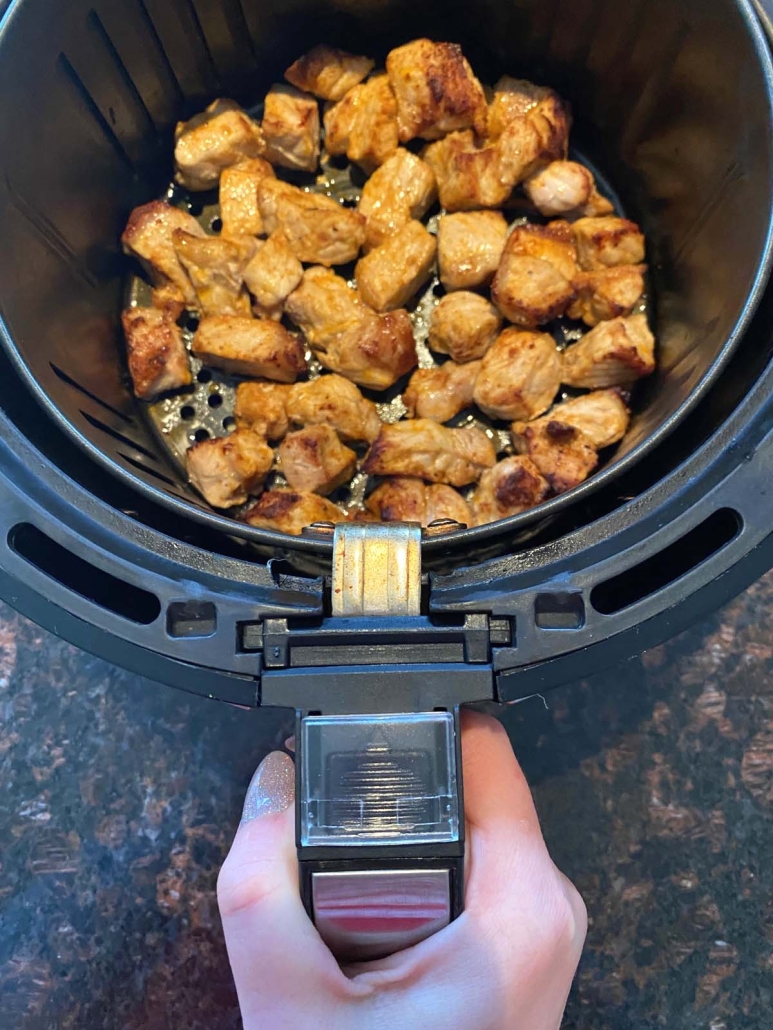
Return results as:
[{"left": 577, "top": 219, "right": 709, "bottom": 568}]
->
[{"left": 0, "top": 570, "right": 771, "bottom": 1029}]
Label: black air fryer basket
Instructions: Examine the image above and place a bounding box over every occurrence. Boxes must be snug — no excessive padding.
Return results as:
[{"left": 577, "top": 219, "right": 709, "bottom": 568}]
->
[{"left": 2, "top": 0, "right": 773, "bottom": 959}]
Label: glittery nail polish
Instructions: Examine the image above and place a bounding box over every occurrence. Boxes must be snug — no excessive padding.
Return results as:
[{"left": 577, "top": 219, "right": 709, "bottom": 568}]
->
[{"left": 241, "top": 751, "right": 295, "bottom": 823}]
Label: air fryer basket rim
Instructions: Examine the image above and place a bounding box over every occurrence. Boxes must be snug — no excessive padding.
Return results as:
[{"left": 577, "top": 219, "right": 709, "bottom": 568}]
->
[{"left": 1, "top": 0, "right": 773, "bottom": 557}]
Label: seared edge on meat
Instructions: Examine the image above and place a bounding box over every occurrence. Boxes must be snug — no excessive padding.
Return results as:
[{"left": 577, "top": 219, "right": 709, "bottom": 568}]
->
[{"left": 122, "top": 306, "right": 192, "bottom": 400}]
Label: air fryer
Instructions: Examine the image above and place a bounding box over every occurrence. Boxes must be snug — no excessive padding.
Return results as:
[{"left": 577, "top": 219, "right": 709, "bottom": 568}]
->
[{"left": 1, "top": 0, "right": 773, "bottom": 959}]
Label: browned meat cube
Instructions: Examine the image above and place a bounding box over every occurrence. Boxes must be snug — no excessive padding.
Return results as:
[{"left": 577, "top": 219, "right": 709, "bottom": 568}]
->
[
  {"left": 261, "top": 84, "right": 320, "bottom": 172},
  {"left": 423, "top": 131, "right": 517, "bottom": 211},
  {"left": 328, "top": 310, "right": 417, "bottom": 390},
  {"left": 219, "top": 158, "right": 276, "bottom": 239},
  {"left": 242, "top": 230, "right": 304, "bottom": 310},
  {"left": 363, "top": 420, "right": 496, "bottom": 486},
  {"left": 285, "top": 45, "right": 374, "bottom": 101},
  {"left": 427, "top": 292, "right": 501, "bottom": 364},
  {"left": 437, "top": 211, "right": 508, "bottom": 290},
  {"left": 530, "top": 389, "right": 630, "bottom": 449},
  {"left": 151, "top": 284, "right": 186, "bottom": 321},
  {"left": 358, "top": 149, "right": 437, "bottom": 251},
  {"left": 355, "top": 221, "right": 436, "bottom": 312},
  {"left": 562, "top": 314, "right": 656, "bottom": 389},
  {"left": 122, "top": 201, "right": 206, "bottom": 309},
  {"left": 122, "top": 306, "right": 192, "bottom": 400},
  {"left": 473, "top": 329, "right": 561, "bottom": 421},
  {"left": 286, "top": 374, "right": 382, "bottom": 443},
  {"left": 472, "top": 456, "right": 550, "bottom": 525},
  {"left": 524, "top": 160, "right": 614, "bottom": 218},
  {"left": 234, "top": 381, "right": 292, "bottom": 441},
  {"left": 243, "top": 489, "right": 345, "bottom": 534},
  {"left": 386, "top": 39, "right": 487, "bottom": 142},
  {"left": 403, "top": 360, "right": 480, "bottom": 422},
  {"left": 323, "top": 74, "right": 400, "bottom": 172},
  {"left": 491, "top": 221, "right": 578, "bottom": 327},
  {"left": 191, "top": 315, "right": 306, "bottom": 381},
  {"left": 285, "top": 265, "right": 363, "bottom": 345},
  {"left": 487, "top": 77, "right": 570, "bottom": 177},
  {"left": 567, "top": 265, "right": 646, "bottom": 327},
  {"left": 174, "top": 100, "right": 265, "bottom": 191},
  {"left": 186, "top": 428, "right": 273, "bottom": 508},
  {"left": 279, "top": 424, "right": 356, "bottom": 495},
  {"left": 365, "top": 477, "right": 472, "bottom": 527},
  {"left": 172, "top": 231, "right": 255, "bottom": 317},
  {"left": 512, "top": 418, "right": 598, "bottom": 495},
  {"left": 573, "top": 216, "right": 646, "bottom": 271},
  {"left": 286, "top": 267, "right": 417, "bottom": 390},
  {"left": 257, "top": 178, "right": 365, "bottom": 265}
]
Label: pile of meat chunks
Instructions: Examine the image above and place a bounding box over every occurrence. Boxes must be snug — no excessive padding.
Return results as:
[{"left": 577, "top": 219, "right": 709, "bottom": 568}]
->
[{"left": 121, "top": 39, "right": 655, "bottom": 535}]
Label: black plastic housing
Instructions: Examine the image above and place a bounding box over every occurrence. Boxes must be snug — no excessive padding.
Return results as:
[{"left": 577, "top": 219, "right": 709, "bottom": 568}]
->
[{"left": 0, "top": 0, "right": 772, "bottom": 711}]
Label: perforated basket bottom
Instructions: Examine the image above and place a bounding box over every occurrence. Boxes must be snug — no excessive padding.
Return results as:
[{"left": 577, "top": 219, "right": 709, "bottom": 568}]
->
[{"left": 126, "top": 151, "right": 647, "bottom": 521}]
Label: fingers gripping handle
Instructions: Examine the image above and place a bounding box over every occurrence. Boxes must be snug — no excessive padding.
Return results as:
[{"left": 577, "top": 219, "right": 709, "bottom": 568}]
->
[{"left": 296, "top": 709, "right": 465, "bottom": 962}]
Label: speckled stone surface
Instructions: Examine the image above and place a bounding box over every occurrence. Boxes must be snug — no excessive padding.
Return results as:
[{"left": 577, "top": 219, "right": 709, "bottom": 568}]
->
[{"left": 0, "top": 572, "right": 771, "bottom": 1029}]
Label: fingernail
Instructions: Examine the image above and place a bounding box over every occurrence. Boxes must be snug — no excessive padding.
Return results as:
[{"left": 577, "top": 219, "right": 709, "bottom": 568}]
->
[
  {"left": 284, "top": 735, "right": 296, "bottom": 752},
  {"left": 241, "top": 751, "right": 295, "bottom": 823}
]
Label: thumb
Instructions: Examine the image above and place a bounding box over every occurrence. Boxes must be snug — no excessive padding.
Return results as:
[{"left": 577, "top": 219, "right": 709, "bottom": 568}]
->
[{"left": 217, "top": 751, "right": 342, "bottom": 1020}]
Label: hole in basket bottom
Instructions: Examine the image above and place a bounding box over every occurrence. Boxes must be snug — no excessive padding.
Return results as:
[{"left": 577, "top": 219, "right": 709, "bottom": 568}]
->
[
  {"left": 8, "top": 523, "right": 160, "bottom": 624},
  {"left": 590, "top": 508, "right": 742, "bottom": 615},
  {"left": 194, "top": 428, "right": 210, "bottom": 443}
]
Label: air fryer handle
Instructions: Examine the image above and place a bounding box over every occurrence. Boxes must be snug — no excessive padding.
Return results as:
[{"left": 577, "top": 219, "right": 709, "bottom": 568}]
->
[{"left": 295, "top": 706, "right": 465, "bottom": 963}]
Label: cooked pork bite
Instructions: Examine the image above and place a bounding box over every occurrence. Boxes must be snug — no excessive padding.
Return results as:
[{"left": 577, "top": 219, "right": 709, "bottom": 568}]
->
[
  {"left": 428, "top": 292, "right": 501, "bottom": 363},
  {"left": 358, "top": 149, "right": 437, "bottom": 251},
  {"left": 186, "top": 428, "right": 273, "bottom": 508},
  {"left": 286, "top": 374, "right": 382, "bottom": 443},
  {"left": 472, "top": 456, "right": 550, "bottom": 524},
  {"left": 286, "top": 267, "right": 417, "bottom": 390},
  {"left": 323, "top": 74, "right": 399, "bottom": 172},
  {"left": 487, "top": 77, "right": 569, "bottom": 176},
  {"left": 473, "top": 329, "right": 561, "bottom": 421},
  {"left": 234, "top": 381, "right": 292, "bottom": 440},
  {"left": 366, "top": 477, "right": 472, "bottom": 527},
  {"left": 219, "top": 158, "right": 276, "bottom": 238},
  {"left": 261, "top": 84, "right": 320, "bottom": 172},
  {"left": 386, "top": 39, "right": 487, "bottom": 142},
  {"left": 279, "top": 424, "right": 356, "bottom": 494},
  {"left": 562, "top": 314, "right": 655, "bottom": 389},
  {"left": 437, "top": 211, "right": 508, "bottom": 290},
  {"left": 568, "top": 265, "right": 646, "bottom": 327},
  {"left": 242, "top": 230, "right": 304, "bottom": 309},
  {"left": 151, "top": 284, "right": 186, "bottom": 321},
  {"left": 538, "top": 389, "right": 630, "bottom": 449},
  {"left": 573, "top": 216, "right": 646, "bottom": 270},
  {"left": 122, "top": 201, "right": 206, "bottom": 309},
  {"left": 243, "top": 489, "right": 344, "bottom": 534},
  {"left": 491, "top": 221, "right": 578, "bottom": 327},
  {"left": 355, "top": 221, "right": 436, "bottom": 312},
  {"left": 122, "top": 306, "right": 192, "bottom": 399},
  {"left": 174, "top": 100, "right": 265, "bottom": 191},
  {"left": 363, "top": 420, "right": 496, "bottom": 486},
  {"left": 423, "top": 131, "right": 517, "bottom": 211},
  {"left": 524, "top": 160, "right": 614, "bottom": 218},
  {"left": 172, "top": 230, "right": 255, "bottom": 317},
  {"left": 512, "top": 418, "right": 598, "bottom": 494},
  {"left": 403, "top": 360, "right": 480, "bottom": 422},
  {"left": 191, "top": 315, "right": 306, "bottom": 381},
  {"left": 285, "top": 45, "right": 375, "bottom": 101},
  {"left": 257, "top": 178, "right": 365, "bottom": 265},
  {"left": 285, "top": 265, "right": 363, "bottom": 345},
  {"left": 326, "top": 309, "right": 417, "bottom": 390}
]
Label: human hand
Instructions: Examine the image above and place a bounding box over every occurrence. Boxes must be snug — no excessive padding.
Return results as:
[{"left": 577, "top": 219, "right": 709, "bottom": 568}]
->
[{"left": 218, "top": 711, "right": 586, "bottom": 1030}]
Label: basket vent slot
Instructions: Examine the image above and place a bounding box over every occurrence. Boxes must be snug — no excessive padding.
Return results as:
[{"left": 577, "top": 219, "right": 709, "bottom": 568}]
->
[
  {"left": 591, "top": 508, "right": 742, "bottom": 615},
  {"left": 8, "top": 523, "right": 160, "bottom": 625}
]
